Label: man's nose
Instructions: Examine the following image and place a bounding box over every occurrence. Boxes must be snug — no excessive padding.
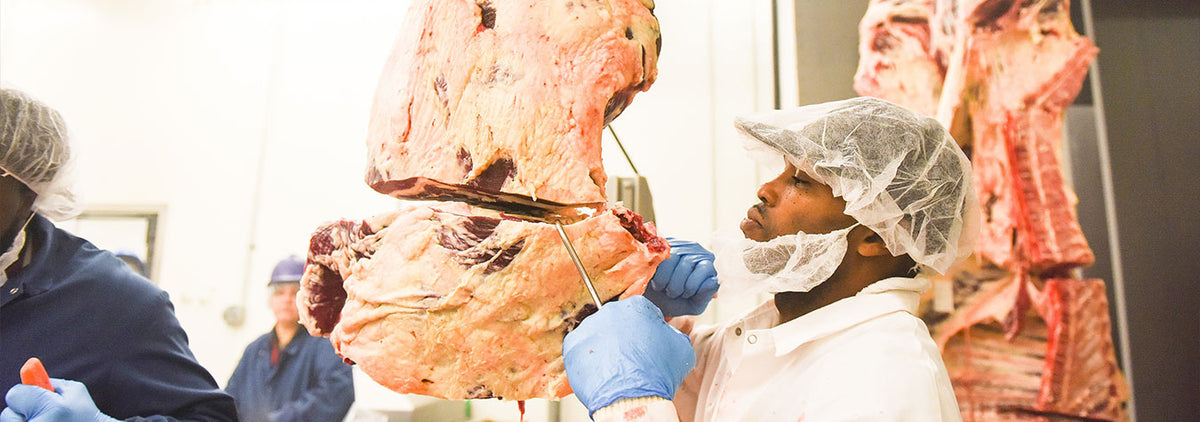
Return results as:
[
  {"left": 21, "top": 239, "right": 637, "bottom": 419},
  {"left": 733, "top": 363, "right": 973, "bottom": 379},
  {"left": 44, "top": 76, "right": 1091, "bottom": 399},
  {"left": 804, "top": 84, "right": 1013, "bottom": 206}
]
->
[{"left": 756, "top": 180, "right": 778, "bottom": 206}]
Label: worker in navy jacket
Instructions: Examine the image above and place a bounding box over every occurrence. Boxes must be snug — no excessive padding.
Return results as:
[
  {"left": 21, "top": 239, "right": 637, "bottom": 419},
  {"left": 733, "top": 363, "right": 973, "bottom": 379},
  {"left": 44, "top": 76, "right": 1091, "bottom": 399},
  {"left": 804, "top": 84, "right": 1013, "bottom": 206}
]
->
[
  {"left": 226, "top": 256, "right": 354, "bottom": 421},
  {"left": 0, "top": 88, "right": 237, "bottom": 420}
]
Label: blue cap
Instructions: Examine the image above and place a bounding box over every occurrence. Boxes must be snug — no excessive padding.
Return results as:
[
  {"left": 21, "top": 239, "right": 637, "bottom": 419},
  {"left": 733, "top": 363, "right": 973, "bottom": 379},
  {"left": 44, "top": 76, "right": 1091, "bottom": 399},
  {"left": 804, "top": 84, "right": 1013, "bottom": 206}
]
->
[{"left": 269, "top": 255, "right": 305, "bottom": 285}]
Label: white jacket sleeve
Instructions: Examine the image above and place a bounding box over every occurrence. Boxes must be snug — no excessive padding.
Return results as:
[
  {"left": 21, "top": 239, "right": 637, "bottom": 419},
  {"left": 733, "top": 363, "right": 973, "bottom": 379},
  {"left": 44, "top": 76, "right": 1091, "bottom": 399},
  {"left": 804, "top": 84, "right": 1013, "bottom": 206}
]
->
[{"left": 593, "top": 397, "right": 680, "bottom": 422}]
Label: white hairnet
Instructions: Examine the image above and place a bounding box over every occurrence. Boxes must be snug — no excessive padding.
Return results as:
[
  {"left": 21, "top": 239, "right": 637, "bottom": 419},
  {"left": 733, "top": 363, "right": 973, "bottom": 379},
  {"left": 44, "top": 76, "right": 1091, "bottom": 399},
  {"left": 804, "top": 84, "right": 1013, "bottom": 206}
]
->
[
  {"left": 734, "top": 97, "right": 979, "bottom": 274},
  {"left": 0, "top": 88, "right": 83, "bottom": 221}
]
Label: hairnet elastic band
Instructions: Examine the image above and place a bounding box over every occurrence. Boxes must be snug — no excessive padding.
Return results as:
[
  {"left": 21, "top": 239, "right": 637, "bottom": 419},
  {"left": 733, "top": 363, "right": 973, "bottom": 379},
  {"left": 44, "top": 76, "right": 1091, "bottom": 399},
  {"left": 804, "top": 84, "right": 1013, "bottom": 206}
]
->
[{"left": 0, "top": 163, "right": 36, "bottom": 192}]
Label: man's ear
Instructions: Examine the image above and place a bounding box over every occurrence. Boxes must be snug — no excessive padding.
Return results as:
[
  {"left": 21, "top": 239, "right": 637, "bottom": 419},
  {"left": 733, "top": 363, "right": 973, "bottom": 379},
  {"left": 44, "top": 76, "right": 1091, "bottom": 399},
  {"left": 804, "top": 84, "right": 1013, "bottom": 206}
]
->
[{"left": 855, "top": 229, "right": 892, "bottom": 258}]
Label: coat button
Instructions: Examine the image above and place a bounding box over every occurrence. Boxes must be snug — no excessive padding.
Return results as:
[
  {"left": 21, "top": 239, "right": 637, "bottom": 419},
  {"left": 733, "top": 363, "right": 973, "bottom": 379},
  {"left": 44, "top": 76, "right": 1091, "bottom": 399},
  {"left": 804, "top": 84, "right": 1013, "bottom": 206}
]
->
[
  {"left": 8, "top": 288, "right": 16, "bottom": 294},
  {"left": 747, "top": 334, "right": 758, "bottom": 344},
  {"left": 734, "top": 327, "right": 742, "bottom": 336}
]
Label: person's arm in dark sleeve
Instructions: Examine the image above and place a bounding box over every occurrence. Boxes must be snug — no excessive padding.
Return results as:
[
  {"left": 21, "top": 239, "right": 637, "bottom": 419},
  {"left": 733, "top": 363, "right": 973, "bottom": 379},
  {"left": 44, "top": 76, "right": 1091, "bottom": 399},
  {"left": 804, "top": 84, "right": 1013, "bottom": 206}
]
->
[
  {"left": 100, "top": 290, "right": 238, "bottom": 422},
  {"left": 267, "top": 343, "right": 354, "bottom": 422}
]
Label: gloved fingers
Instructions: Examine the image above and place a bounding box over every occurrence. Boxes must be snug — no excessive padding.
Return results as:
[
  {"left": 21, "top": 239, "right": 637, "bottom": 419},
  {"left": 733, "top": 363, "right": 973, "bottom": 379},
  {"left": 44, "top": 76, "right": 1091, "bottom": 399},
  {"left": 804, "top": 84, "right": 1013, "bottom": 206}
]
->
[
  {"left": 690, "top": 282, "right": 720, "bottom": 310},
  {"left": 51, "top": 378, "right": 90, "bottom": 399},
  {"left": 620, "top": 295, "right": 666, "bottom": 320},
  {"left": 667, "top": 239, "right": 714, "bottom": 259},
  {"left": 4, "top": 384, "right": 58, "bottom": 419},
  {"left": 680, "top": 259, "right": 715, "bottom": 299},
  {"left": 649, "top": 255, "right": 680, "bottom": 292},
  {"left": 562, "top": 295, "right": 693, "bottom": 416},
  {"left": 669, "top": 242, "right": 705, "bottom": 257},
  {"left": 666, "top": 238, "right": 696, "bottom": 252},
  {"left": 664, "top": 256, "right": 698, "bottom": 298},
  {"left": 565, "top": 296, "right": 665, "bottom": 350},
  {"left": 1, "top": 407, "right": 25, "bottom": 422},
  {"left": 654, "top": 326, "right": 698, "bottom": 389}
]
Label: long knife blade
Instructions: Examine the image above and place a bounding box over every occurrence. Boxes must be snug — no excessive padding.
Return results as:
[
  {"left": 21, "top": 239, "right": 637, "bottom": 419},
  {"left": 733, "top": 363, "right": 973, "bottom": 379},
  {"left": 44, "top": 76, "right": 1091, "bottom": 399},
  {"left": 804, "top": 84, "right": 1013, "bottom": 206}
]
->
[
  {"left": 370, "top": 177, "right": 606, "bottom": 224},
  {"left": 553, "top": 221, "right": 603, "bottom": 308}
]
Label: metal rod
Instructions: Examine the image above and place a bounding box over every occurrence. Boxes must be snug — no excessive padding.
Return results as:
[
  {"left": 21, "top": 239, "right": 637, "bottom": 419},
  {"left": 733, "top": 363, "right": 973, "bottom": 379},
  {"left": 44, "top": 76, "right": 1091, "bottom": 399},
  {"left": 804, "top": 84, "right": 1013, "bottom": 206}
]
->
[
  {"left": 607, "top": 125, "right": 640, "bottom": 175},
  {"left": 1080, "top": 0, "right": 1135, "bottom": 418},
  {"left": 553, "top": 221, "right": 603, "bottom": 308}
]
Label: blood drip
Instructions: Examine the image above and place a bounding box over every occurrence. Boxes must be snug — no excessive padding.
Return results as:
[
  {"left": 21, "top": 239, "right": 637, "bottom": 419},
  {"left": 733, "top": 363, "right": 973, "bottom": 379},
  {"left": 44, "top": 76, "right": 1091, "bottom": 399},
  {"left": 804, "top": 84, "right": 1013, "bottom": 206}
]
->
[{"left": 518, "top": 400, "right": 526, "bottom": 422}]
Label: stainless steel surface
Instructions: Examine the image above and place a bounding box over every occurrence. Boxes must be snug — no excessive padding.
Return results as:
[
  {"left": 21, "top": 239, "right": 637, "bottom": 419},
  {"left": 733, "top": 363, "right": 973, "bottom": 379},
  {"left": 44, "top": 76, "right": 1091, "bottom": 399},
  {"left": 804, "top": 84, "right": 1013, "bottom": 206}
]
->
[
  {"left": 606, "top": 175, "right": 656, "bottom": 223},
  {"left": 605, "top": 125, "right": 656, "bottom": 223},
  {"left": 553, "top": 221, "right": 603, "bottom": 308}
]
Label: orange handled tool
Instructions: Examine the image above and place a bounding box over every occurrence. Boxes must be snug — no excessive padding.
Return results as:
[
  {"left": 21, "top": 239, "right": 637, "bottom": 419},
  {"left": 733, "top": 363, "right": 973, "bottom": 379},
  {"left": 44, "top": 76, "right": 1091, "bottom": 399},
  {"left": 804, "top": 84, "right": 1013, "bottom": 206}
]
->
[{"left": 20, "top": 357, "right": 54, "bottom": 391}]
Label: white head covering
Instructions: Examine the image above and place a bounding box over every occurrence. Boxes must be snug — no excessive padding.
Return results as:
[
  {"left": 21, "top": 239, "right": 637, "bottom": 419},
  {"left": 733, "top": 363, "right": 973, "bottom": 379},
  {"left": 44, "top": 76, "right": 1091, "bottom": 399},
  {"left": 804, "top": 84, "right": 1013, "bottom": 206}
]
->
[
  {"left": 733, "top": 97, "right": 979, "bottom": 274},
  {"left": 1, "top": 88, "right": 83, "bottom": 221}
]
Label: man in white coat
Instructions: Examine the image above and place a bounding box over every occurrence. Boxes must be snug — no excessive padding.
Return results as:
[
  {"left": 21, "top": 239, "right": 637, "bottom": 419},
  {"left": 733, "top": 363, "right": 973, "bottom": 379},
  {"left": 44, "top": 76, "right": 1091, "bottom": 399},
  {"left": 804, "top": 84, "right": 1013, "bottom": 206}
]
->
[{"left": 563, "top": 97, "right": 979, "bottom": 421}]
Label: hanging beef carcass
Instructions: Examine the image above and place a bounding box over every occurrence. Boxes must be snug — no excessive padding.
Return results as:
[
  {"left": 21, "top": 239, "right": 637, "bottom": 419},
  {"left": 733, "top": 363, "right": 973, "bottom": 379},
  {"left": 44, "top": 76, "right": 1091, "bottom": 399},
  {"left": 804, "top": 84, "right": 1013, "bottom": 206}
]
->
[
  {"left": 856, "top": 0, "right": 1129, "bottom": 419},
  {"left": 297, "top": 0, "right": 668, "bottom": 401},
  {"left": 854, "top": 0, "right": 944, "bottom": 117},
  {"left": 934, "top": 270, "right": 1129, "bottom": 420},
  {"left": 365, "top": 0, "right": 661, "bottom": 205},
  {"left": 946, "top": 0, "right": 1099, "bottom": 273}
]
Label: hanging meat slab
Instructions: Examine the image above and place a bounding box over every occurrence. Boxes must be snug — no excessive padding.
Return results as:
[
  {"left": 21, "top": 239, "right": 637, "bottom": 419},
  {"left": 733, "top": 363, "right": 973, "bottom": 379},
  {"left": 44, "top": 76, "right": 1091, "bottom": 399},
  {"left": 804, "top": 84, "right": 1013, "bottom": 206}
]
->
[
  {"left": 854, "top": 0, "right": 945, "bottom": 117},
  {"left": 860, "top": 0, "right": 1098, "bottom": 272},
  {"left": 299, "top": 202, "right": 667, "bottom": 400},
  {"left": 297, "top": 0, "right": 667, "bottom": 401},
  {"left": 857, "top": 0, "right": 1128, "bottom": 419},
  {"left": 964, "top": 0, "right": 1098, "bottom": 272},
  {"left": 1036, "top": 278, "right": 1129, "bottom": 420},
  {"left": 934, "top": 276, "right": 1128, "bottom": 421},
  {"left": 365, "top": 0, "right": 661, "bottom": 205}
]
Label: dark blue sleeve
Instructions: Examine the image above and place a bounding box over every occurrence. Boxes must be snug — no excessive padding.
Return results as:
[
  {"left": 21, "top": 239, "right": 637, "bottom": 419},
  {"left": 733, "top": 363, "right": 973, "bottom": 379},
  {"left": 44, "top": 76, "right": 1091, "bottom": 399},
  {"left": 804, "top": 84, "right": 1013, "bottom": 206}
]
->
[
  {"left": 93, "top": 289, "right": 238, "bottom": 422},
  {"left": 268, "top": 341, "right": 354, "bottom": 422},
  {"left": 0, "top": 218, "right": 237, "bottom": 421},
  {"left": 224, "top": 344, "right": 255, "bottom": 404}
]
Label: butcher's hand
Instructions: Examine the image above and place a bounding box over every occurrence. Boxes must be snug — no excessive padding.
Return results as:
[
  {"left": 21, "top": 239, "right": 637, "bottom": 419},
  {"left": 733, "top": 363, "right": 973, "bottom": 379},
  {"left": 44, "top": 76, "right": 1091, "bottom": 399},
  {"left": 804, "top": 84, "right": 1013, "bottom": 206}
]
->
[
  {"left": 644, "top": 238, "right": 719, "bottom": 318},
  {"left": 2, "top": 379, "right": 118, "bottom": 422},
  {"left": 563, "top": 296, "right": 695, "bottom": 418}
]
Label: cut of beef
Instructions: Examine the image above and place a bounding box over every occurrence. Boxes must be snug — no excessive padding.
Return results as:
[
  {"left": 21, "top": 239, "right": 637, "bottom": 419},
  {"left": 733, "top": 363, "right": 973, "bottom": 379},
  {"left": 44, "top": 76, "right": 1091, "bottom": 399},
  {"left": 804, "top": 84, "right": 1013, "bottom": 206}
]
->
[
  {"left": 963, "top": 0, "right": 1098, "bottom": 272},
  {"left": 297, "top": 0, "right": 668, "bottom": 401},
  {"left": 934, "top": 276, "right": 1129, "bottom": 421},
  {"left": 298, "top": 202, "right": 668, "bottom": 400},
  {"left": 942, "top": 314, "right": 1047, "bottom": 420},
  {"left": 365, "top": 0, "right": 661, "bottom": 205},
  {"left": 854, "top": 0, "right": 944, "bottom": 117},
  {"left": 1036, "top": 278, "right": 1129, "bottom": 420},
  {"left": 857, "top": 0, "right": 1098, "bottom": 273},
  {"left": 858, "top": 1, "right": 1128, "bottom": 418}
]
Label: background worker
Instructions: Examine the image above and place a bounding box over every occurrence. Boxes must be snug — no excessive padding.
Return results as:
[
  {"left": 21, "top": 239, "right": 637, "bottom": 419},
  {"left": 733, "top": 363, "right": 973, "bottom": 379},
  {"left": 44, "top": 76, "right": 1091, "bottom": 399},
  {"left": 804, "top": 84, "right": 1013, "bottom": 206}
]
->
[
  {"left": 226, "top": 255, "right": 354, "bottom": 422},
  {"left": 0, "top": 88, "right": 237, "bottom": 420},
  {"left": 564, "top": 97, "right": 978, "bottom": 421}
]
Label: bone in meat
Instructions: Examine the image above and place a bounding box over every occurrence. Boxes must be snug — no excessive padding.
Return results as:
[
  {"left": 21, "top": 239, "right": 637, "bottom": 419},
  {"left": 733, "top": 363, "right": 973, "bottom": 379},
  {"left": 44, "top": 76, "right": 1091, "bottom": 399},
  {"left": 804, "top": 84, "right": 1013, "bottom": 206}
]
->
[
  {"left": 963, "top": 0, "right": 1098, "bottom": 272},
  {"left": 1036, "top": 278, "right": 1129, "bottom": 420}
]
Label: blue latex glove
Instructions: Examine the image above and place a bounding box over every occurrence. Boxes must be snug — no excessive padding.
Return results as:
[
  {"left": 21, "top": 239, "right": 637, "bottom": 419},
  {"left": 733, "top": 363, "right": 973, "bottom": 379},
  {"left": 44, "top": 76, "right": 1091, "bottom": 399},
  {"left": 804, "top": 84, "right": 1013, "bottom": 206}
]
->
[
  {"left": 562, "top": 296, "right": 696, "bottom": 417},
  {"left": 2, "top": 379, "right": 117, "bottom": 422},
  {"left": 643, "top": 238, "right": 719, "bottom": 317}
]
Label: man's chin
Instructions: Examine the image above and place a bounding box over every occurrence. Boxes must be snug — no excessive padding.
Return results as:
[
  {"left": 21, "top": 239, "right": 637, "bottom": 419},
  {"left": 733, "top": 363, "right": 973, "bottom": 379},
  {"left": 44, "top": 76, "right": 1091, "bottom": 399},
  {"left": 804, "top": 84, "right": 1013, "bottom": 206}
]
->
[{"left": 739, "top": 218, "right": 769, "bottom": 242}]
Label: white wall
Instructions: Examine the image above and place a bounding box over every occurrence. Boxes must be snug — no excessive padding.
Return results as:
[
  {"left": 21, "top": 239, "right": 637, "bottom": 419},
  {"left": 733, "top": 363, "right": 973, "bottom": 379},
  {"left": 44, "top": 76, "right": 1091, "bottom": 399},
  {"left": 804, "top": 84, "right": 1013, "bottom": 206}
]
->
[{"left": 1, "top": 0, "right": 779, "bottom": 420}]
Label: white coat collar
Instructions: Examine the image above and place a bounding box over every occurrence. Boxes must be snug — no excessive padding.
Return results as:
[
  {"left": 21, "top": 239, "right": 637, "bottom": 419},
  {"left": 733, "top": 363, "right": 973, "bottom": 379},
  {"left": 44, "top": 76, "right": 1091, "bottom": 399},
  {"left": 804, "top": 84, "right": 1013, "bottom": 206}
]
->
[{"left": 733, "top": 277, "right": 930, "bottom": 357}]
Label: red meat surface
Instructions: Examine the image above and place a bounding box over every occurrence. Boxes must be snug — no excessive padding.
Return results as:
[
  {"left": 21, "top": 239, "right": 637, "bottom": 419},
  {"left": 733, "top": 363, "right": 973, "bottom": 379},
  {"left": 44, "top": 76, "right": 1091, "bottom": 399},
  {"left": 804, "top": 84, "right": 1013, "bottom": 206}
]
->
[
  {"left": 365, "top": 0, "right": 661, "bottom": 205},
  {"left": 299, "top": 203, "right": 667, "bottom": 400}
]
